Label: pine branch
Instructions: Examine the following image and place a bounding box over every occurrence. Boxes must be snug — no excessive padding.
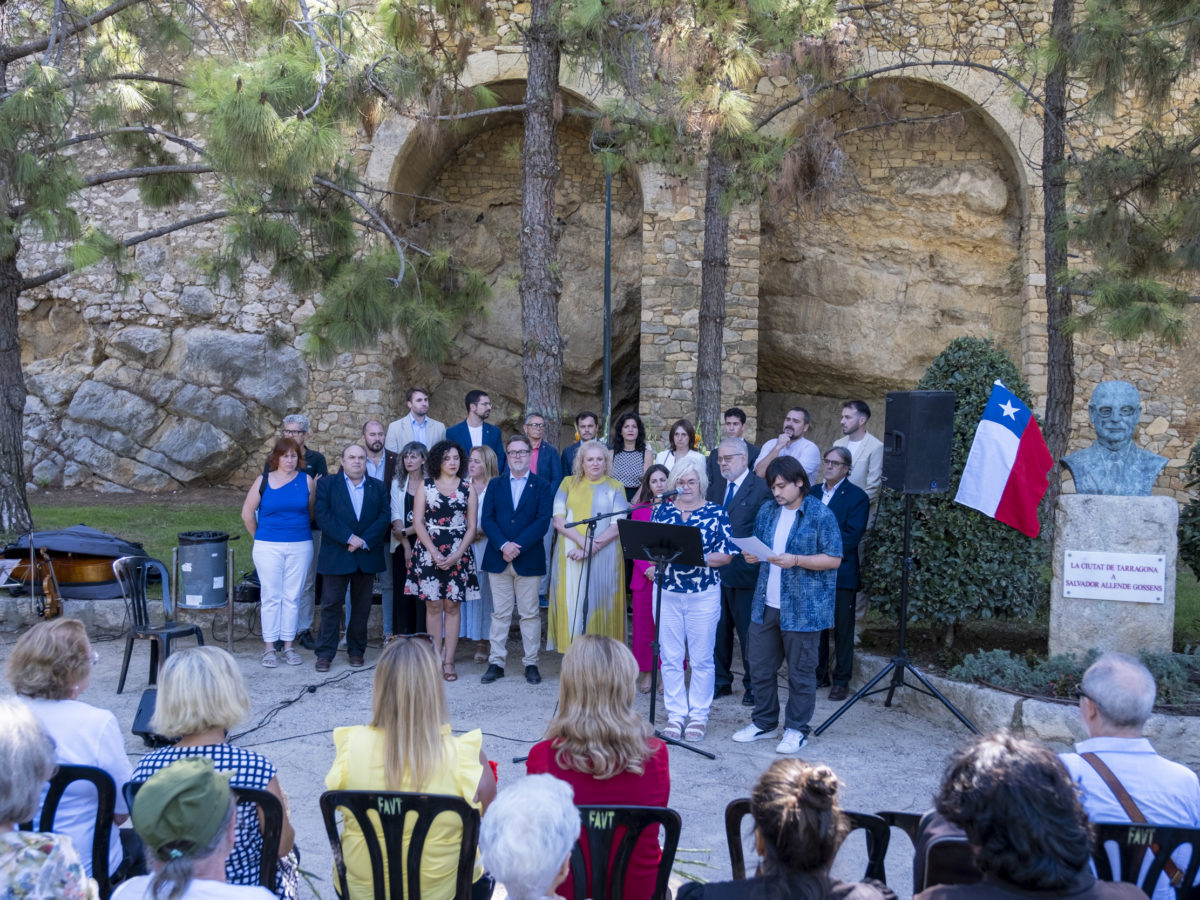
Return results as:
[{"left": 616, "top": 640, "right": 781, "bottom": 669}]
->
[
  {"left": 59, "top": 127, "right": 206, "bottom": 156},
  {"left": 21, "top": 210, "right": 231, "bottom": 290},
  {"left": 86, "top": 73, "right": 189, "bottom": 89},
  {"left": 2, "top": 0, "right": 148, "bottom": 63},
  {"left": 312, "top": 175, "right": 430, "bottom": 285},
  {"left": 82, "top": 164, "right": 214, "bottom": 188}
]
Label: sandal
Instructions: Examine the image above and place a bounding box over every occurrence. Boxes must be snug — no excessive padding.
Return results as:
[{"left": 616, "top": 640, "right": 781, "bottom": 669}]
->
[
  {"left": 261, "top": 650, "right": 278, "bottom": 669},
  {"left": 443, "top": 662, "right": 458, "bottom": 682},
  {"left": 637, "top": 673, "right": 653, "bottom": 694},
  {"left": 684, "top": 720, "right": 707, "bottom": 742},
  {"left": 661, "top": 720, "right": 684, "bottom": 741},
  {"left": 281, "top": 648, "right": 302, "bottom": 666}
]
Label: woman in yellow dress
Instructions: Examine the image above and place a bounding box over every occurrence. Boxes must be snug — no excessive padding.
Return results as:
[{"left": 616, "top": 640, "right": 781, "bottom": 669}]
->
[{"left": 548, "top": 440, "right": 628, "bottom": 651}]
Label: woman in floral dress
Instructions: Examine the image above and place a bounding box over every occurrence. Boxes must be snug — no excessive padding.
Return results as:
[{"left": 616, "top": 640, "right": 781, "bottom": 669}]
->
[{"left": 406, "top": 439, "right": 479, "bottom": 681}]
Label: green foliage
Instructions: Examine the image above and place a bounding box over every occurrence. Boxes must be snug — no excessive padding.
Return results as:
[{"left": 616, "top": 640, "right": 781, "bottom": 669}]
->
[
  {"left": 863, "top": 337, "right": 1050, "bottom": 630},
  {"left": 1180, "top": 438, "right": 1200, "bottom": 581}
]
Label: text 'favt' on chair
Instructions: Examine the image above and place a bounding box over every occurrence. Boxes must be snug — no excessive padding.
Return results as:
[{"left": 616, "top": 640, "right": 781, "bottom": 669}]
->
[
  {"left": 1093, "top": 822, "right": 1200, "bottom": 899},
  {"left": 124, "top": 778, "right": 283, "bottom": 891},
  {"left": 724, "top": 797, "right": 890, "bottom": 884},
  {"left": 20, "top": 764, "right": 117, "bottom": 899},
  {"left": 319, "top": 790, "right": 481, "bottom": 900},
  {"left": 571, "top": 804, "right": 682, "bottom": 900},
  {"left": 114, "top": 555, "right": 204, "bottom": 694}
]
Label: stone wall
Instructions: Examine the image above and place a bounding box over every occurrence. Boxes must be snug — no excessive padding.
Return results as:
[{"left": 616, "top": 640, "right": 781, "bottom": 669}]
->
[{"left": 15, "top": 0, "right": 1200, "bottom": 501}]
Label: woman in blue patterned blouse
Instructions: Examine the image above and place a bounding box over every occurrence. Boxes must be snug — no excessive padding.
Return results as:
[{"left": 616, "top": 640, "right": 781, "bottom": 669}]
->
[{"left": 649, "top": 458, "right": 735, "bottom": 742}]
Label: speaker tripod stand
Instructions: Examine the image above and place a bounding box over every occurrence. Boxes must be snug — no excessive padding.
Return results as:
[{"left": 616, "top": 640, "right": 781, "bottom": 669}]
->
[{"left": 814, "top": 492, "right": 979, "bottom": 736}]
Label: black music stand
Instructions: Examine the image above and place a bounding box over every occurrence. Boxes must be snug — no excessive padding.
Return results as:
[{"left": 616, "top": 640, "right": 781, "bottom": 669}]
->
[{"left": 618, "top": 518, "right": 715, "bottom": 760}]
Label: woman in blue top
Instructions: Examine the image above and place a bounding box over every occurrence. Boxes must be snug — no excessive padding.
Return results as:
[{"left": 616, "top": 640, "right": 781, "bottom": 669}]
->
[
  {"left": 649, "top": 457, "right": 735, "bottom": 742},
  {"left": 242, "top": 437, "right": 316, "bottom": 668}
]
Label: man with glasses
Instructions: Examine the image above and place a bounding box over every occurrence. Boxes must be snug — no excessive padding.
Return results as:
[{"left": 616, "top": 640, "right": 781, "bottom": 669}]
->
[
  {"left": 814, "top": 446, "right": 868, "bottom": 701},
  {"left": 709, "top": 437, "right": 772, "bottom": 706},
  {"left": 266, "top": 414, "right": 327, "bottom": 649},
  {"left": 707, "top": 407, "right": 759, "bottom": 492},
  {"left": 479, "top": 435, "right": 555, "bottom": 685}
]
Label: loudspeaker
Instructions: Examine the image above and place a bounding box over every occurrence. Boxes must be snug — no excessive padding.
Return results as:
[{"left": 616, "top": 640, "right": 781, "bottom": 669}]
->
[
  {"left": 882, "top": 390, "right": 955, "bottom": 494},
  {"left": 132, "top": 688, "right": 174, "bottom": 748}
]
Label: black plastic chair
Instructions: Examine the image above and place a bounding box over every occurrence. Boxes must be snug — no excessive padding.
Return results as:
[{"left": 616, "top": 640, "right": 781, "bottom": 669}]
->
[
  {"left": 570, "top": 804, "right": 682, "bottom": 900},
  {"left": 124, "top": 779, "right": 283, "bottom": 891},
  {"left": 19, "top": 764, "right": 117, "bottom": 899},
  {"left": 724, "top": 797, "right": 890, "bottom": 883},
  {"left": 320, "top": 790, "right": 480, "bottom": 900},
  {"left": 114, "top": 555, "right": 204, "bottom": 693},
  {"left": 1093, "top": 822, "right": 1200, "bottom": 899}
]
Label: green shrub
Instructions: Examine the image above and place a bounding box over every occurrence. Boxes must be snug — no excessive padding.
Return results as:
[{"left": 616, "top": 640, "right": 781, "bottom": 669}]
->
[
  {"left": 863, "top": 337, "right": 1050, "bottom": 633},
  {"left": 1180, "top": 437, "right": 1200, "bottom": 581}
]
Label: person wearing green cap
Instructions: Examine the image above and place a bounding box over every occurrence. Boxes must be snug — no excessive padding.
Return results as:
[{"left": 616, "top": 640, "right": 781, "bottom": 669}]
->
[{"left": 112, "top": 758, "right": 275, "bottom": 900}]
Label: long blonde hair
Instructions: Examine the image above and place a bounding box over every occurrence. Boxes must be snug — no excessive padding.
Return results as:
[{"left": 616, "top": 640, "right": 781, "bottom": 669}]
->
[
  {"left": 371, "top": 637, "right": 449, "bottom": 788},
  {"left": 544, "top": 635, "right": 653, "bottom": 779},
  {"left": 572, "top": 440, "right": 612, "bottom": 485}
]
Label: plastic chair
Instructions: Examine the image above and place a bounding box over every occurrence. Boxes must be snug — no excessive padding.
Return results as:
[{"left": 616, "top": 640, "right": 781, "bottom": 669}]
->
[
  {"left": 724, "top": 797, "right": 890, "bottom": 883},
  {"left": 114, "top": 556, "right": 204, "bottom": 693},
  {"left": 1093, "top": 822, "right": 1200, "bottom": 899},
  {"left": 570, "top": 804, "right": 682, "bottom": 900},
  {"left": 124, "top": 779, "right": 283, "bottom": 891},
  {"left": 319, "top": 790, "right": 480, "bottom": 900},
  {"left": 19, "top": 764, "right": 117, "bottom": 899}
]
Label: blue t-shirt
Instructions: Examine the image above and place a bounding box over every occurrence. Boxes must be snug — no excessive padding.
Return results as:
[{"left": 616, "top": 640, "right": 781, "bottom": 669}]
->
[{"left": 255, "top": 473, "right": 312, "bottom": 542}]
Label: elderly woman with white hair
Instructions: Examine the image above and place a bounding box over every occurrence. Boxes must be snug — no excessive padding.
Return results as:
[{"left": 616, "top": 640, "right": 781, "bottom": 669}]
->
[
  {"left": 649, "top": 457, "right": 735, "bottom": 742},
  {"left": 0, "top": 695, "right": 96, "bottom": 900},
  {"left": 479, "top": 776, "right": 580, "bottom": 900}
]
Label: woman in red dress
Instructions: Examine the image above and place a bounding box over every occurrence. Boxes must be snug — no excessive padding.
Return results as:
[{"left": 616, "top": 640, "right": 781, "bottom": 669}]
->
[{"left": 526, "top": 634, "right": 670, "bottom": 900}]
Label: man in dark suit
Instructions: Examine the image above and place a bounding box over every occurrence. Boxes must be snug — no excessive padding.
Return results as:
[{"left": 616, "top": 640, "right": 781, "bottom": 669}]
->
[
  {"left": 707, "top": 407, "right": 759, "bottom": 499},
  {"left": 560, "top": 410, "right": 599, "bottom": 477},
  {"left": 815, "top": 445, "right": 869, "bottom": 700},
  {"left": 361, "top": 419, "right": 401, "bottom": 640},
  {"left": 479, "top": 435, "right": 554, "bottom": 685},
  {"left": 446, "top": 389, "right": 506, "bottom": 465},
  {"left": 313, "top": 444, "right": 391, "bottom": 671},
  {"left": 711, "top": 436, "right": 773, "bottom": 706},
  {"left": 524, "top": 411, "right": 561, "bottom": 603}
]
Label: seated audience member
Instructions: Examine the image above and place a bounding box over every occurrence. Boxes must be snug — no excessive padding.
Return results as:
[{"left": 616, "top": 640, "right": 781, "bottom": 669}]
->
[
  {"left": 129, "top": 647, "right": 298, "bottom": 899},
  {"left": 5, "top": 618, "right": 138, "bottom": 881},
  {"left": 526, "top": 635, "right": 669, "bottom": 900},
  {"left": 1061, "top": 652, "right": 1200, "bottom": 900},
  {"left": 479, "top": 775, "right": 580, "bottom": 900},
  {"left": 915, "top": 732, "right": 1145, "bottom": 900},
  {"left": 325, "top": 635, "right": 496, "bottom": 900},
  {"left": 113, "top": 758, "right": 275, "bottom": 899},
  {"left": 0, "top": 695, "right": 97, "bottom": 900},
  {"left": 679, "top": 758, "right": 894, "bottom": 900}
]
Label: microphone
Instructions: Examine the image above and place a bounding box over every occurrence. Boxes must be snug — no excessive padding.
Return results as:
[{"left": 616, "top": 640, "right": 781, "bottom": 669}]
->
[{"left": 654, "top": 489, "right": 680, "bottom": 502}]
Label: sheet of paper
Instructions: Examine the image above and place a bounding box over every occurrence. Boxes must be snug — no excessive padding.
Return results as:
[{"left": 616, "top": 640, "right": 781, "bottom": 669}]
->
[{"left": 730, "top": 535, "right": 772, "bottom": 559}]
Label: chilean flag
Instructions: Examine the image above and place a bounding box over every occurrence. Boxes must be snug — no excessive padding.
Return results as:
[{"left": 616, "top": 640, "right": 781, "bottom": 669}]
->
[{"left": 954, "top": 380, "right": 1053, "bottom": 537}]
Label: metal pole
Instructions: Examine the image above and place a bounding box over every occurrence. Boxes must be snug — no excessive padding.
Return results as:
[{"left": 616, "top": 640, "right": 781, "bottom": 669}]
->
[{"left": 602, "top": 165, "right": 613, "bottom": 434}]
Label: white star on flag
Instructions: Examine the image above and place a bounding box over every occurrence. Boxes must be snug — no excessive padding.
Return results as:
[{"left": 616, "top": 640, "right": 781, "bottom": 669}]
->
[{"left": 998, "top": 399, "right": 1019, "bottom": 419}]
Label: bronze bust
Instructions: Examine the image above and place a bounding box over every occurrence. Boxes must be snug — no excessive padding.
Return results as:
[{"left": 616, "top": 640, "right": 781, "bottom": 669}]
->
[{"left": 1061, "top": 380, "right": 1166, "bottom": 496}]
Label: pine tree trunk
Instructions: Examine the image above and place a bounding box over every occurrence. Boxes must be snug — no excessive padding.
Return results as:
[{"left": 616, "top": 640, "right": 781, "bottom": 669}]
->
[
  {"left": 0, "top": 249, "right": 33, "bottom": 540},
  {"left": 518, "top": 0, "right": 564, "bottom": 448},
  {"left": 697, "top": 144, "right": 731, "bottom": 451},
  {"left": 1041, "top": 0, "right": 1075, "bottom": 529}
]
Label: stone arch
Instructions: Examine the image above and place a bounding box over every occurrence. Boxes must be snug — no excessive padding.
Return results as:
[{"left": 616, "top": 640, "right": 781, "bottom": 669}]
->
[
  {"left": 756, "top": 65, "right": 1042, "bottom": 445},
  {"left": 362, "top": 65, "right": 646, "bottom": 433}
]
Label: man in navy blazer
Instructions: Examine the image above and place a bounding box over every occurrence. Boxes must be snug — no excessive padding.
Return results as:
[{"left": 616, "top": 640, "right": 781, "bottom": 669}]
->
[
  {"left": 711, "top": 437, "right": 773, "bottom": 706},
  {"left": 815, "top": 445, "right": 869, "bottom": 700},
  {"left": 313, "top": 444, "right": 391, "bottom": 671},
  {"left": 446, "top": 389, "right": 506, "bottom": 468},
  {"left": 479, "top": 434, "right": 554, "bottom": 685}
]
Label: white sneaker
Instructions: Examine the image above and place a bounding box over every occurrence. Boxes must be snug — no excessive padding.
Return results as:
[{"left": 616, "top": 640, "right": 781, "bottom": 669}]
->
[
  {"left": 776, "top": 728, "right": 807, "bottom": 754},
  {"left": 732, "top": 723, "right": 778, "bottom": 743}
]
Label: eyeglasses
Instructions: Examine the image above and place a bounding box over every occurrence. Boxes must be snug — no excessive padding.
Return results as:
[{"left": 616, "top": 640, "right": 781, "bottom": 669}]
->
[
  {"left": 676, "top": 479, "right": 700, "bottom": 488},
  {"left": 717, "top": 454, "right": 745, "bottom": 463},
  {"left": 822, "top": 459, "right": 848, "bottom": 467},
  {"left": 507, "top": 449, "right": 530, "bottom": 457},
  {"left": 1074, "top": 683, "right": 1090, "bottom": 702},
  {"left": 283, "top": 429, "right": 306, "bottom": 437},
  {"left": 526, "top": 422, "right": 545, "bottom": 429}
]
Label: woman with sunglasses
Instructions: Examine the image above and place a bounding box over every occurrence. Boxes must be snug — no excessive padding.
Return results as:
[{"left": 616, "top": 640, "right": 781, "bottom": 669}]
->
[{"left": 326, "top": 635, "right": 497, "bottom": 900}]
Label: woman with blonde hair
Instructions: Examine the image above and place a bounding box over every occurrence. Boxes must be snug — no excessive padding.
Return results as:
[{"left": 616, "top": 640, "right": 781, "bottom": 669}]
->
[
  {"left": 325, "top": 635, "right": 497, "bottom": 900},
  {"left": 129, "top": 646, "right": 298, "bottom": 899},
  {"left": 548, "top": 441, "right": 628, "bottom": 651},
  {"left": 526, "top": 635, "right": 669, "bottom": 900},
  {"left": 5, "top": 618, "right": 136, "bottom": 883},
  {"left": 677, "top": 759, "right": 894, "bottom": 900}
]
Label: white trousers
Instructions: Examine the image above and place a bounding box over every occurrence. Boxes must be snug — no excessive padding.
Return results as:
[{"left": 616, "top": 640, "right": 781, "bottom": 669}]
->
[
  {"left": 655, "top": 584, "right": 721, "bottom": 725},
  {"left": 253, "top": 539, "right": 313, "bottom": 642}
]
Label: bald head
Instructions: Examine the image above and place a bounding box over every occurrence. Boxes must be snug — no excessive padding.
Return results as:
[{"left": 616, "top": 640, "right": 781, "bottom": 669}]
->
[{"left": 1079, "top": 652, "right": 1156, "bottom": 735}]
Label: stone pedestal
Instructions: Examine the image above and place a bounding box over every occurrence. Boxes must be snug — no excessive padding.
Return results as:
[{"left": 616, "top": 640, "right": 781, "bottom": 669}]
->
[{"left": 1050, "top": 494, "right": 1177, "bottom": 658}]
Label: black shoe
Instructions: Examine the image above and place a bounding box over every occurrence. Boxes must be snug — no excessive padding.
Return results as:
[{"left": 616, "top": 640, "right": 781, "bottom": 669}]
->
[
  {"left": 525, "top": 665, "right": 542, "bottom": 685},
  {"left": 828, "top": 684, "right": 849, "bottom": 701},
  {"left": 297, "top": 630, "right": 315, "bottom": 650},
  {"left": 713, "top": 685, "right": 733, "bottom": 699},
  {"left": 741, "top": 692, "right": 755, "bottom": 707},
  {"left": 816, "top": 673, "right": 832, "bottom": 688},
  {"left": 481, "top": 664, "right": 504, "bottom": 684}
]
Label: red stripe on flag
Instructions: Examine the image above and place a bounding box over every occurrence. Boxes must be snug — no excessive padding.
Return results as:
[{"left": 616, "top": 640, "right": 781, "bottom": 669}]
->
[{"left": 994, "top": 418, "right": 1054, "bottom": 537}]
